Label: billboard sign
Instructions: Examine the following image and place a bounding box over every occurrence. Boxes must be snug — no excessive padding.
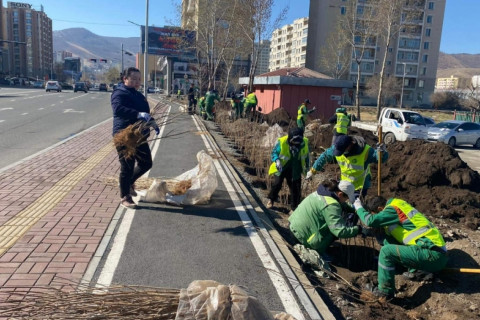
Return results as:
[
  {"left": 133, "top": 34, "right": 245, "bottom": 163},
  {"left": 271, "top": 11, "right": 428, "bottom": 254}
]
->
[{"left": 141, "top": 26, "right": 195, "bottom": 57}]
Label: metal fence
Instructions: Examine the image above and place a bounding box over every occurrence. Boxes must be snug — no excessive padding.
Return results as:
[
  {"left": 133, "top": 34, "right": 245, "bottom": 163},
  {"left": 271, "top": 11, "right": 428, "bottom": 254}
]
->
[{"left": 454, "top": 110, "right": 479, "bottom": 123}]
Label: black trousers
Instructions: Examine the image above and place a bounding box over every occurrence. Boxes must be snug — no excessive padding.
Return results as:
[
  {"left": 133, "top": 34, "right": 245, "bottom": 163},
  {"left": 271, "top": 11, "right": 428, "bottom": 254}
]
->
[
  {"left": 268, "top": 168, "right": 302, "bottom": 210},
  {"left": 116, "top": 142, "right": 153, "bottom": 198}
]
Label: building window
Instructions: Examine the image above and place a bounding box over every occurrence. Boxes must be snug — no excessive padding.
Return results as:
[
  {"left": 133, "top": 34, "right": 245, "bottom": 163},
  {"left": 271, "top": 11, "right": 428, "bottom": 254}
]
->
[
  {"left": 341, "top": 6, "right": 346, "bottom": 15},
  {"left": 422, "top": 67, "right": 427, "bottom": 75},
  {"left": 428, "top": 2, "right": 434, "bottom": 10},
  {"left": 424, "top": 42, "right": 429, "bottom": 50},
  {"left": 357, "top": 6, "right": 364, "bottom": 14},
  {"left": 387, "top": 61, "right": 391, "bottom": 65},
  {"left": 418, "top": 80, "right": 425, "bottom": 88},
  {"left": 422, "top": 54, "right": 428, "bottom": 62},
  {"left": 427, "top": 15, "right": 433, "bottom": 23},
  {"left": 425, "top": 28, "right": 431, "bottom": 37},
  {"left": 388, "top": 48, "right": 393, "bottom": 52}
]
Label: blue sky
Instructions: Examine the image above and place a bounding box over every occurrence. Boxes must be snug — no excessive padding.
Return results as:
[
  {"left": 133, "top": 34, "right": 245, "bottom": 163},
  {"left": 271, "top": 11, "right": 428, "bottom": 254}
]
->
[{"left": 28, "top": 0, "right": 479, "bottom": 54}]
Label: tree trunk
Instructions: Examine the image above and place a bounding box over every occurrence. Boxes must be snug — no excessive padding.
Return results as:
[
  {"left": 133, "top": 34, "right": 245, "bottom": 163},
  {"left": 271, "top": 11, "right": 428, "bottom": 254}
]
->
[
  {"left": 355, "top": 64, "right": 361, "bottom": 120},
  {"left": 376, "top": 25, "right": 392, "bottom": 120}
]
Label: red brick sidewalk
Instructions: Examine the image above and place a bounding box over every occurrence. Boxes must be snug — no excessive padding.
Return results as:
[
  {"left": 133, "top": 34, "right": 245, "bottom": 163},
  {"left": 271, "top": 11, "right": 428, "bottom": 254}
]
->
[{"left": 0, "top": 99, "right": 166, "bottom": 307}]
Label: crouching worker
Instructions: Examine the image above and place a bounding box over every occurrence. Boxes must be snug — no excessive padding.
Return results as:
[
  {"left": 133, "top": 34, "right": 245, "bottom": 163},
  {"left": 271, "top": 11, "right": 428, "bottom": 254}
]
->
[
  {"left": 354, "top": 196, "right": 448, "bottom": 299},
  {"left": 267, "top": 128, "right": 309, "bottom": 211},
  {"left": 288, "top": 179, "right": 361, "bottom": 257}
]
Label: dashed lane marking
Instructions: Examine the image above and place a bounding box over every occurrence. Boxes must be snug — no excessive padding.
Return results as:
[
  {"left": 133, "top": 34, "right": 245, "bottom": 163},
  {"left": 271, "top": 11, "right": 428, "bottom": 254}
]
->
[{"left": 0, "top": 142, "right": 115, "bottom": 255}]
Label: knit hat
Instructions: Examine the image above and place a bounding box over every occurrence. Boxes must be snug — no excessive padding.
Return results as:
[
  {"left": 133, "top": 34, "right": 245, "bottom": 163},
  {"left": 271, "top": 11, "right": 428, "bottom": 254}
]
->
[
  {"left": 338, "top": 180, "right": 355, "bottom": 203},
  {"left": 333, "top": 135, "right": 353, "bottom": 156}
]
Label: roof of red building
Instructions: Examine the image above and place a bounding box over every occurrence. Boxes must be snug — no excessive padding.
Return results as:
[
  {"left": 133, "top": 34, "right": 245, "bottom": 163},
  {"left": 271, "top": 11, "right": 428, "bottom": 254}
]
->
[{"left": 258, "top": 67, "right": 332, "bottom": 79}]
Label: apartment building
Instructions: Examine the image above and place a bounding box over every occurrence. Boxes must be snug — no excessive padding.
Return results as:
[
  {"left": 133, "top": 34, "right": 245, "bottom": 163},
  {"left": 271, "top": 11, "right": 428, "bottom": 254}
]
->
[
  {"left": 306, "top": 0, "right": 446, "bottom": 107},
  {"left": 2, "top": 2, "right": 52, "bottom": 78},
  {"left": 269, "top": 17, "right": 308, "bottom": 71},
  {"left": 255, "top": 40, "right": 270, "bottom": 75}
]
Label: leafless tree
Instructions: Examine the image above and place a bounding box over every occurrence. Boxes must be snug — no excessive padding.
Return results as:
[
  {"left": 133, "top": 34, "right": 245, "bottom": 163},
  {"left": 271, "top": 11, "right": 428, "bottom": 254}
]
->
[
  {"left": 237, "top": 0, "right": 288, "bottom": 92},
  {"left": 319, "top": 19, "right": 351, "bottom": 80},
  {"left": 461, "top": 84, "right": 480, "bottom": 111},
  {"left": 365, "top": 74, "right": 401, "bottom": 107},
  {"left": 340, "top": 0, "right": 377, "bottom": 120}
]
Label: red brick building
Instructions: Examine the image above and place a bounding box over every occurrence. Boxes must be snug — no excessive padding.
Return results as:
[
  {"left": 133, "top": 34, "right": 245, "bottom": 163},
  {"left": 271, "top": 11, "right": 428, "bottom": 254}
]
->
[{"left": 239, "top": 67, "right": 353, "bottom": 121}]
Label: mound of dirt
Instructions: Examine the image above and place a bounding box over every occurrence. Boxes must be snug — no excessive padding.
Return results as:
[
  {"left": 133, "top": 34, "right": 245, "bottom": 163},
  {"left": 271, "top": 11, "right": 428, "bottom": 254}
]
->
[
  {"left": 308, "top": 124, "right": 378, "bottom": 151},
  {"left": 369, "top": 140, "right": 480, "bottom": 229},
  {"left": 263, "top": 107, "right": 292, "bottom": 127}
]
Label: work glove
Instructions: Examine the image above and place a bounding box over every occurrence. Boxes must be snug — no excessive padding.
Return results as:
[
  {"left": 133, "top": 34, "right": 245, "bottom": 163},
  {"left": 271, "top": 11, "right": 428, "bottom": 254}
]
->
[
  {"left": 275, "top": 159, "right": 282, "bottom": 172},
  {"left": 151, "top": 121, "right": 160, "bottom": 135},
  {"left": 375, "top": 142, "right": 387, "bottom": 152},
  {"left": 357, "top": 225, "right": 372, "bottom": 238},
  {"left": 312, "top": 106, "right": 316, "bottom": 111},
  {"left": 137, "top": 112, "right": 152, "bottom": 122},
  {"left": 305, "top": 170, "right": 314, "bottom": 180},
  {"left": 353, "top": 197, "right": 363, "bottom": 211}
]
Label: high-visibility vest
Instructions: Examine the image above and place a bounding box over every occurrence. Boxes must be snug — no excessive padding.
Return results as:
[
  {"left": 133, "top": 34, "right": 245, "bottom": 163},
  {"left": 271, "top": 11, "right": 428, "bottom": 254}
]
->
[
  {"left": 245, "top": 92, "right": 257, "bottom": 104},
  {"left": 297, "top": 104, "right": 306, "bottom": 121},
  {"left": 385, "top": 199, "right": 446, "bottom": 248},
  {"left": 335, "top": 145, "right": 371, "bottom": 190},
  {"left": 335, "top": 112, "right": 349, "bottom": 134},
  {"left": 269, "top": 135, "right": 309, "bottom": 175}
]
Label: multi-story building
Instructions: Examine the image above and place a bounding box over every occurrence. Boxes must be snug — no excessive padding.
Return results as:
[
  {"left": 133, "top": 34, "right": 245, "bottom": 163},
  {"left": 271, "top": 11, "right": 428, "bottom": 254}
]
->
[
  {"left": 255, "top": 40, "right": 270, "bottom": 75},
  {"left": 306, "top": 0, "right": 446, "bottom": 107},
  {"left": 54, "top": 50, "right": 72, "bottom": 63},
  {"left": 269, "top": 17, "right": 308, "bottom": 71},
  {"left": 3, "top": 2, "right": 53, "bottom": 78}
]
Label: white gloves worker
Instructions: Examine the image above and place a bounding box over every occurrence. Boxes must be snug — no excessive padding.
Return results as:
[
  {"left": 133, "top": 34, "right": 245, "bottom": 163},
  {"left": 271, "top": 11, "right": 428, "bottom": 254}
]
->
[
  {"left": 353, "top": 197, "right": 363, "bottom": 211},
  {"left": 275, "top": 159, "right": 282, "bottom": 172},
  {"left": 305, "top": 170, "right": 313, "bottom": 180}
]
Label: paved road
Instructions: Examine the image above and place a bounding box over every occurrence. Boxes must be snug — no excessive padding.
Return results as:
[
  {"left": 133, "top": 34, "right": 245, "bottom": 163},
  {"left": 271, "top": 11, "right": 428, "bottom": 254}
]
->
[{"left": 0, "top": 88, "right": 112, "bottom": 169}]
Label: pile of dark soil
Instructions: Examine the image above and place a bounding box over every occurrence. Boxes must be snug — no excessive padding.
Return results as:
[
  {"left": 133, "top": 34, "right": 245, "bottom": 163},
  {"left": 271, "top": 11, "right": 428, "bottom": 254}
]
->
[
  {"left": 308, "top": 124, "right": 378, "bottom": 152},
  {"left": 263, "top": 107, "right": 293, "bottom": 127}
]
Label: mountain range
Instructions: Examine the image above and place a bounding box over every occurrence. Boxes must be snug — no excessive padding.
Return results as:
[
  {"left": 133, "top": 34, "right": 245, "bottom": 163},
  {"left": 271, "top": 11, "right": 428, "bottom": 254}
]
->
[
  {"left": 53, "top": 28, "right": 480, "bottom": 78},
  {"left": 53, "top": 28, "right": 140, "bottom": 68}
]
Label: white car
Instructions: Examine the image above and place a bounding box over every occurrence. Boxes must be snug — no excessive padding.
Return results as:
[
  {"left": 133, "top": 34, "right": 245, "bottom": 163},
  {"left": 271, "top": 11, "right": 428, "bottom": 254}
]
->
[
  {"left": 428, "top": 120, "right": 480, "bottom": 148},
  {"left": 45, "top": 81, "right": 62, "bottom": 92}
]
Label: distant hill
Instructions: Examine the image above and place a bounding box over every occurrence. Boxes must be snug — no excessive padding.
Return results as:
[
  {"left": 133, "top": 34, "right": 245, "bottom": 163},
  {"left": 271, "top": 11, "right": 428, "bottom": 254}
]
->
[
  {"left": 437, "top": 52, "right": 480, "bottom": 79},
  {"left": 53, "top": 28, "right": 139, "bottom": 69}
]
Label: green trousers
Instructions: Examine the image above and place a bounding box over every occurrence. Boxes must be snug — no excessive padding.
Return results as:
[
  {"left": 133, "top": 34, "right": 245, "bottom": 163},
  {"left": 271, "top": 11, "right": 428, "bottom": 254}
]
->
[
  {"left": 244, "top": 103, "right": 256, "bottom": 117},
  {"left": 232, "top": 103, "right": 242, "bottom": 120},
  {"left": 297, "top": 118, "right": 305, "bottom": 130},
  {"left": 378, "top": 244, "right": 448, "bottom": 295},
  {"left": 206, "top": 103, "right": 214, "bottom": 120}
]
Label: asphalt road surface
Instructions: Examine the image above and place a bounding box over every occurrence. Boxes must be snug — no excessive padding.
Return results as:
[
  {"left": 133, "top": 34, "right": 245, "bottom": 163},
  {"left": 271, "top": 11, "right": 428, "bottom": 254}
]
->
[{"left": 0, "top": 87, "right": 112, "bottom": 169}]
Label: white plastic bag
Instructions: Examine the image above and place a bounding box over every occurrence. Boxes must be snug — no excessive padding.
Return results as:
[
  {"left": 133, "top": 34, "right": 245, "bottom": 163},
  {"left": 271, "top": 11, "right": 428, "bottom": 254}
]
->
[
  {"left": 144, "top": 150, "right": 217, "bottom": 205},
  {"left": 262, "top": 124, "right": 284, "bottom": 148}
]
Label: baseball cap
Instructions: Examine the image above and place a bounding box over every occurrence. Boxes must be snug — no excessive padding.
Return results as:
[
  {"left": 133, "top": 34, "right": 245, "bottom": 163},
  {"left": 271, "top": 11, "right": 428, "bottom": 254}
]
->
[
  {"left": 304, "top": 99, "right": 311, "bottom": 104},
  {"left": 333, "top": 135, "right": 353, "bottom": 156},
  {"left": 338, "top": 180, "right": 355, "bottom": 203}
]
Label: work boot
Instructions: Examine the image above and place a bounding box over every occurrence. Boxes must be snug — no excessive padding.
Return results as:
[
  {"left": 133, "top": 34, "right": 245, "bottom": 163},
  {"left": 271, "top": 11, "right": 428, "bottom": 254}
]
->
[
  {"left": 130, "top": 185, "right": 137, "bottom": 197},
  {"left": 402, "top": 270, "right": 434, "bottom": 282},
  {"left": 372, "top": 287, "right": 394, "bottom": 300},
  {"left": 266, "top": 199, "right": 274, "bottom": 209},
  {"left": 121, "top": 195, "right": 137, "bottom": 209}
]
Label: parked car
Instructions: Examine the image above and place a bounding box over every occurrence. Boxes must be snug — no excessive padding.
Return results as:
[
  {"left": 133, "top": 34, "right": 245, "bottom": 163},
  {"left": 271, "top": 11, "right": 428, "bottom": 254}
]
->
[
  {"left": 378, "top": 107, "right": 429, "bottom": 144},
  {"left": 427, "top": 120, "right": 480, "bottom": 148},
  {"left": 423, "top": 117, "right": 436, "bottom": 127},
  {"left": 74, "top": 82, "right": 88, "bottom": 93},
  {"left": 33, "top": 81, "right": 44, "bottom": 88},
  {"left": 60, "top": 82, "right": 73, "bottom": 90},
  {"left": 99, "top": 83, "right": 108, "bottom": 91},
  {"left": 45, "top": 81, "right": 62, "bottom": 92}
]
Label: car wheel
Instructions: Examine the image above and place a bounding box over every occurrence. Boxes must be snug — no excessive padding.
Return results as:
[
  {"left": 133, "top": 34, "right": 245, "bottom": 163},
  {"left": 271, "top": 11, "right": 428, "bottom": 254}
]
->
[
  {"left": 474, "top": 138, "right": 480, "bottom": 149},
  {"left": 448, "top": 137, "right": 456, "bottom": 147},
  {"left": 384, "top": 132, "right": 396, "bottom": 145}
]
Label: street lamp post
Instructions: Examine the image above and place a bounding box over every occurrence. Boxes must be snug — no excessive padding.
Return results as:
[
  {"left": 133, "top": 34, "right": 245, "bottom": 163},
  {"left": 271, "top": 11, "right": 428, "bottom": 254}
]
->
[
  {"left": 399, "top": 62, "right": 407, "bottom": 108},
  {"left": 144, "top": 0, "right": 149, "bottom": 99}
]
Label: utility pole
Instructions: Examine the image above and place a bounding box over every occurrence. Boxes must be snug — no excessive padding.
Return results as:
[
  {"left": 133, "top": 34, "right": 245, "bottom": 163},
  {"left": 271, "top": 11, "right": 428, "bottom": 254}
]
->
[
  {"left": 399, "top": 62, "right": 407, "bottom": 108},
  {"left": 144, "top": 0, "right": 149, "bottom": 99}
]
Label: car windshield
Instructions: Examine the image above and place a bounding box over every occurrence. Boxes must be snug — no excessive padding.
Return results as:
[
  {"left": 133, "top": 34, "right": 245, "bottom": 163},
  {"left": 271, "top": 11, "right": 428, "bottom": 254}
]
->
[
  {"left": 403, "top": 112, "right": 425, "bottom": 125},
  {"left": 432, "top": 122, "right": 460, "bottom": 129}
]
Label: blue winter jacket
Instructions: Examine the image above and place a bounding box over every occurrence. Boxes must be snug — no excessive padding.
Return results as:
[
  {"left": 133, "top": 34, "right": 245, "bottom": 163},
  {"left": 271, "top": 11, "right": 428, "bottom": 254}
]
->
[{"left": 111, "top": 83, "right": 150, "bottom": 136}]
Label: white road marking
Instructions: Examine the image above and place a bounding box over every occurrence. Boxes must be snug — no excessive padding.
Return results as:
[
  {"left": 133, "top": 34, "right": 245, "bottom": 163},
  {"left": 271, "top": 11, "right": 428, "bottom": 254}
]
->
[
  {"left": 10, "top": 100, "right": 15, "bottom": 102},
  {"left": 0, "top": 120, "right": 4, "bottom": 123},
  {"left": 21, "top": 113, "right": 28, "bottom": 115},
  {"left": 0, "top": 108, "right": 13, "bottom": 111},
  {"left": 51, "top": 104, "right": 55, "bottom": 107},
  {"left": 63, "top": 109, "right": 85, "bottom": 113},
  {"left": 38, "top": 108, "right": 44, "bottom": 110}
]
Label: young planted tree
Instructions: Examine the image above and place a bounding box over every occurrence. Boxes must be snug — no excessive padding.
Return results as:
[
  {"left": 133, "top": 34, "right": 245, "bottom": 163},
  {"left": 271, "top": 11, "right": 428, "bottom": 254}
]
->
[
  {"left": 365, "top": 74, "right": 401, "bottom": 107},
  {"left": 238, "top": 0, "right": 288, "bottom": 92},
  {"left": 374, "top": 0, "right": 419, "bottom": 119},
  {"left": 340, "top": 0, "right": 377, "bottom": 120}
]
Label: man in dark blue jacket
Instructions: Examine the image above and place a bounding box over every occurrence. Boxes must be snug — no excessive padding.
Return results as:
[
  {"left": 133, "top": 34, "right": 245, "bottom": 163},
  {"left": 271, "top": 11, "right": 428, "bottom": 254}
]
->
[{"left": 111, "top": 67, "right": 159, "bottom": 209}]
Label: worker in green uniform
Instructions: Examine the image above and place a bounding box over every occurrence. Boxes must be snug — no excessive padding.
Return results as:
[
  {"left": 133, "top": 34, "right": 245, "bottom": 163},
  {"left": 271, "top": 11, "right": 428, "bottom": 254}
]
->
[
  {"left": 231, "top": 93, "right": 243, "bottom": 120},
  {"left": 198, "top": 95, "right": 206, "bottom": 119},
  {"left": 329, "top": 107, "right": 351, "bottom": 145},
  {"left": 267, "top": 127, "right": 309, "bottom": 211},
  {"left": 297, "top": 99, "right": 316, "bottom": 131},
  {"left": 354, "top": 196, "right": 448, "bottom": 299},
  {"left": 306, "top": 135, "right": 388, "bottom": 198},
  {"left": 205, "top": 88, "right": 220, "bottom": 121},
  {"left": 289, "top": 179, "right": 361, "bottom": 257},
  {"left": 243, "top": 90, "right": 257, "bottom": 119}
]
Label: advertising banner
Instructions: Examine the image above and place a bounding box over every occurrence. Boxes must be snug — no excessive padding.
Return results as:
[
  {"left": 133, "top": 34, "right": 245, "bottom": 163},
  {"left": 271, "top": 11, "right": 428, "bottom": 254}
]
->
[{"left": 141, "top": 26, "right": 195, "bottom": 57}]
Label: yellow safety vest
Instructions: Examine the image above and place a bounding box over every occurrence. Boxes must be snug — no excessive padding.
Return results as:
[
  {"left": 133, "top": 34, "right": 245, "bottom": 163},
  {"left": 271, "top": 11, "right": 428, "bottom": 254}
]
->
[
  {"left": 385, "top": 199, "right": 446, "bottom": 247},
  {"left": 269, "top": 136, "right": 309, "bottom": 175},
  {"left": 335, "top": 112, "right": 349, "bottom": 134},
  {"left": 297, "top": 104, "right": 306, "bottom": 121},
  {"left": 245, "top": 92, "right": 257, "bottom": 104},
  {"left": 335, "top": 145, "right": 371, "bottom": 190}
]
